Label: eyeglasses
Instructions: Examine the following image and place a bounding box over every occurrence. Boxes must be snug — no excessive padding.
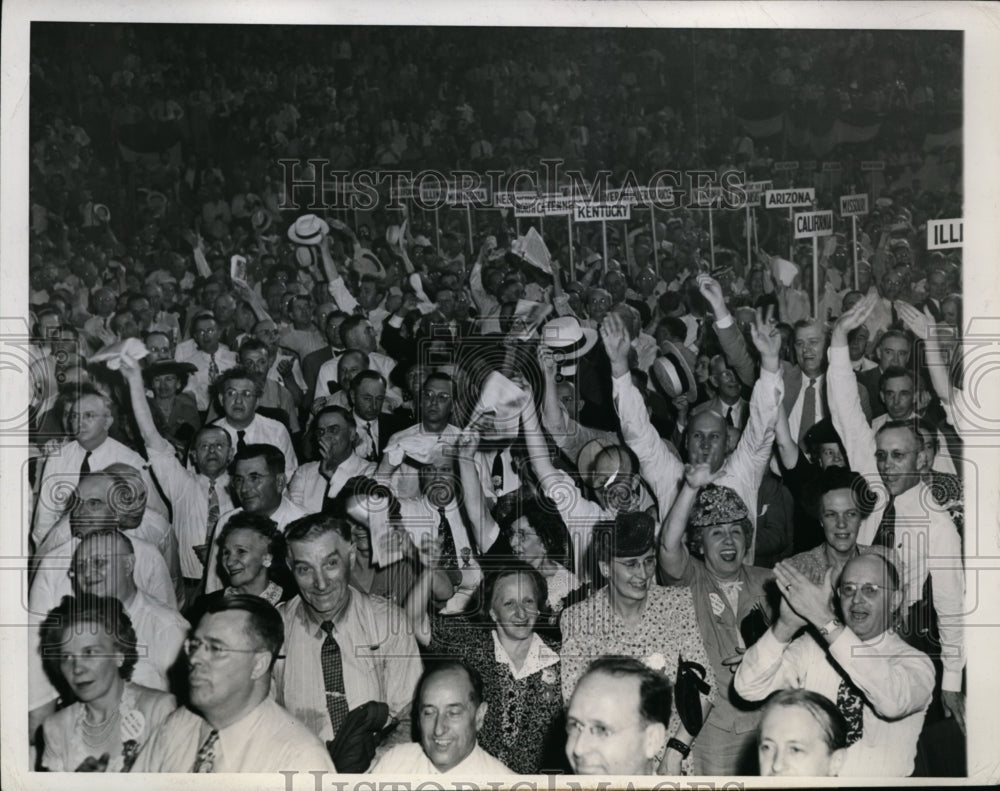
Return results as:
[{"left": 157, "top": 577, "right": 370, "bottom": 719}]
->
[
  {"left": 195, "top": 441, "right": 229, "bottom": 452},
  {"left": 874, "top": 449, "right": 918, "bottom": 463},
  {"left": 315, "top": 425, "right": 345, "bottom": 437},
  {"left": 566, "top": 719, "right": 643, "bottom": 740},
  {"left": 183, "top": 637, "right": 262, "bottom": 660},
  {"left": 68, "top": 411, "right": 109, "bottom": 421},
  {"left": 838, "top": 582, "right": 892, "bottom": 598},
  {"left": 421, "top": 391, "right": 452, "bottom": 404},
  {"left": 224, "top": 388, "right": 257, "bottom": 400}
]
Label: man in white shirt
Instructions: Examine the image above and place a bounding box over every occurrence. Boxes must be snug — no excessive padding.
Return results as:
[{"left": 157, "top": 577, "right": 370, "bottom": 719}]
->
[
  {"left": 32, "top": 385, "right": 164, "bottom": 550},
  {"left": 735, "top": 553, "right": 935, "bottom": 777},
  {"left": 211, "top": 366, "right": 297, "bottom": 480},
  {"left": 287, "top": 406, "right": 375, "bottom": 513},
  {"left": 377, "top": 372, "right": 460, "bottom": 500},
  {"left": 372, "top": 661, "right": 511, "bottom": 775},
  {"left": 274, "top": 514, "right": 422, "bottom": 764},
  {"left": 870, "top": 367, "right": 956, "bottom": 474},
  {"left": 203, "top": 444, "right": 307, "bottom": 594},
  {"left": 121, "top": 353, "right": 235, "bottom": 601},
  {"left": 132, "top": 595, "right": 335, "bottom": 773},
  {"left": 827, "top": 291, "right": 965, "bottom": 732},
  {"left": 175, "top": 312, "right": 237, "bottom": 413}
]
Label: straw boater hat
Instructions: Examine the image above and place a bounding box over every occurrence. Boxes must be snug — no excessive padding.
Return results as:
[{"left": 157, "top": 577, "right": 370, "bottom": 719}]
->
[
  {"left": 539, "top": 316, "right": 598, "bottom": 376},
  {"left": 651, "top": 339, "right": 698, "bottom": 402},
  {"left": 251, "top": 208, "right": 272, "bottom": 233},
  {"left": 287, "top": 214, "right": 330, "bottom": 245}
]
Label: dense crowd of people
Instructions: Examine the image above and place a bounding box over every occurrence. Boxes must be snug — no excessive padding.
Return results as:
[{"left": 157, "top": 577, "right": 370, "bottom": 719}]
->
[{"left": 24, "top": 23, "right": 968, "bottom": 779}]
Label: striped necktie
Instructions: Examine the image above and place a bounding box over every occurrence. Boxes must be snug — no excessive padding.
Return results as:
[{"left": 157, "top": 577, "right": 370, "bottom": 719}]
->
[{"left": 320, "top": 620, "right": 350, "bottom": 736}]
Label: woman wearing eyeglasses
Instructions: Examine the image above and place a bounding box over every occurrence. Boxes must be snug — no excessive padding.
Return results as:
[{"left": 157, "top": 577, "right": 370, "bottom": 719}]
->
[
  {"left": 406, "top": 559, "right": 563, "bottom": 774},
  {"left": 38, "top": 595, "right": 176, "bottom": 772},
  {"left": 659, "top": 468, "right": 775, "bottom": 776}
]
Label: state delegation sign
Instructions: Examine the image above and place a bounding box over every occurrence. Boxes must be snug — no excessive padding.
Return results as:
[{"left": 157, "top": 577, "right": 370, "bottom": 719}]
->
[
  {"left": 839, "top": 193, "right": 869, "bottom": 217},
  {"left": 793, "top": 210, "right": 834, "bottom": 239},
  {"left": 573, "top": 202, "right": 631, "bottom": 222},
  {"left": 764, "top": 188, "right": 815, "bottom": 209}
]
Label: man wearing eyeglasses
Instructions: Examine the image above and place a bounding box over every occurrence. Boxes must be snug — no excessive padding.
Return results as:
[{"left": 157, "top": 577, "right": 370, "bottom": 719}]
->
[
  {"left": 133, "top": 595, "right": 335, "bottom": 773},
  {"left": 210, "top": 366, "right": 297, "bottom": 481},
  {"left": 31, "top": 384, "right": 161, "bottom": 551},
  {"left": 287, "top": 406, "right": 374, "bottom": 513},
  {"left": 565, "top": 656, "right": 672, "bottom": 775},
  {"left": 122, "top": 354, "right": 236, "bottom": 604},
  {"left": 735, "top": 553, "right": 935, "bottom": 776},
  {"left": 376, "top": 372, "right": 461, "bottom": 500},
  {"left": 828, "top": 292, "right": 965, "bottom": 736}
]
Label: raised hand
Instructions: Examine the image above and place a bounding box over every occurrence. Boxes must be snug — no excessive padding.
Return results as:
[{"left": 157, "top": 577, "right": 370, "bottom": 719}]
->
[
  {"left": 696, "top": 273, "right": 726, "bottom": 313},
  {"left": 895, "top": 300, "right": 933, "bottom": 341},
  {"left": 749, "top": 305, "right": 781, "bottom": 371},
  {"left": 684, "top": 462, "right": 721, "bottom": 490},
  {"left": 832, "top": 288, "right": 879, "bottom": 344},
  {"left": 455, "top": 426, "right": 480, "bottom": 460},
  {"left": 600, "top": 311, "right": 632, "bottom": 376},
  {"left": 774, "top": 563, "right": 836, "bottom": 629},
  {"left": 537, "top": 343, "right": 558, "bottom": 379}
]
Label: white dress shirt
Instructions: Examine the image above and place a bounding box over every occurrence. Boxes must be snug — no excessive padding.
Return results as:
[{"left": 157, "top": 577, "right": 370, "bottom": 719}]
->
[
  {"left": 870, "top": 411, "right": 957, "bottom": 475},
  {"left": 611, "top": 366, "right": 783, "bottom": 563},
  {"left": 146, "top": 437, "right": 234, "bottom": 579},
  {"left": 132, "top": 698, "right": 336, "bottom": 773},
  {"left": 175, "top": 344, "right": 237, "bottom": 412},
  {"left": 287, "top": 454, "right": 375, "bottom": 514},
  {"left": 735, "top": 626, "right": 935, "bottom": 777},
  {"left": 32, "top": 437, "right": 163, "bottom": 550},
  {"left": 371, "top": 742, "right": 512, "bottom": 775},
  {"left": 787, "top": 370, "right": 826, "bottom": 445},
  {"left": 827, "top": 344, "right": 966, "bottom": 691},
  {"left": 212, "top": 413, "right": 298, "bottom": 480}
]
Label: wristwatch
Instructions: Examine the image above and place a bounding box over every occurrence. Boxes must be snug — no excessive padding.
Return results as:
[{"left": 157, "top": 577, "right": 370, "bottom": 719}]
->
[{"left": 818, "top": 617, "right": 842, "bottom": 637}]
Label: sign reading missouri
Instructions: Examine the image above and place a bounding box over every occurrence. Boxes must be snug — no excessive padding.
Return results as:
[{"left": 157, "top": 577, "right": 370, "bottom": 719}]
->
[
  {"left": 764, "top": 188, "right": 815, "bottom": 209},
  {"left": 573, "top": 202, "right": 631, "bottom": 222},
  {"left": 839, "top": 193, "right": 870, "bottom": 217}
]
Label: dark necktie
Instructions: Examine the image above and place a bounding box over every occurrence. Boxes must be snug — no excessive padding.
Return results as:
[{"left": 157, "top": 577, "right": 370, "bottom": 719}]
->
[
  {"left": 491, "top": 450, "right": 505, "bottom": 493},
  {"left": 364, "top": 421, "right": 377, "bottom": 462},
  {"left": 725, "top": 406, "right": 735, "bottom": 427},
  {"left": 836, "top": 677, "right": 865, "bottom": 746},
  {"left": 236, "top": 429, "right": 247, "bottom": 452},
  {"left": 208, "top": 353, "right": 220, "bottom": 383},
  {"left": 437, "top": 507, "right": 459, "bottom": 570},
  {"left": 798, "top": 378, "right": 817, "bottom": 445},
  {"left": 80, "top": 450, "right": 92, "bottom": 475},
  {"left": 320, "top": 620, "right": 350, "bottom": 736},
  {"left": 874, "top": 498, "right": 896, "bottom": 549},
  {"left": 192, "top": 728, "right": 220, "bottom": 772}
]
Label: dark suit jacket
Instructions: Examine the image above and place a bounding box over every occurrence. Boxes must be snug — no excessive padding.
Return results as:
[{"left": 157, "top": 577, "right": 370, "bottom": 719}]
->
[
  {"left": 302, "top": 345, "right": 339, "bottom": 400},
  {"left": 367, "top": 412, "right": 414, "bottom": 461},
  {"left": 857, "top": 365, "right": 886, "bottom": 420},
  {"left": 781, "top": 363, "right": 872, "bottom": 427}
]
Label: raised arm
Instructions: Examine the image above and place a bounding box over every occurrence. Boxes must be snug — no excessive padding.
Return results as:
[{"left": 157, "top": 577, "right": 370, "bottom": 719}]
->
[
  {"left": 658, "top": 464, "right": 721, "bottom": 580},
  {"left": 602, "top": 312, "right": 685, "bottom": 518},
  {"left": 697, "top": 274, "right": 757, "bottom": 387},
  {"left": 772, "top": 402, "right": 800, "bottom": 470},
  {"left": 454, "top": 428, "right": 500, "bottom": 553},
  {"left": 119, "top": 352, "right": 171, "bottom": 451}
]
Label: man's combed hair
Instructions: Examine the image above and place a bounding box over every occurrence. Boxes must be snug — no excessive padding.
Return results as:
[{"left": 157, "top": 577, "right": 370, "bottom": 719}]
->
[
  {"left": 761, "top": 688, "right": 848, "bottom": 751},
  {"left": 284, "top": 512, "right": 352, "bottom": 545},
  {"left": 579, "top": 655, "right": 672, "bottom": 728},
  {"left": 231, "top": 443, "right": 286, "bottom": 476},
  {"left": 201, "top": 593, "right": 285, "bottom": 662},
  {"left": 416, "top": 659, "right": 486, "bottom": 708}
]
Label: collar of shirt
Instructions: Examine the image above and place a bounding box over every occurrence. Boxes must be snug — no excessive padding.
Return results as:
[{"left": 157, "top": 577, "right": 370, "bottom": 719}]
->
[
  {"left": 491, "top": 630, "right": 559, "bottom": 681},
  {"left": 209, "top": 698, "right": 274, "bottom": 766},
  {"left": 295, "top": 587, "right": 356, "bottom": 636},
  {"left": 801, "top": 370, "right": 824, "bottom": 387}
]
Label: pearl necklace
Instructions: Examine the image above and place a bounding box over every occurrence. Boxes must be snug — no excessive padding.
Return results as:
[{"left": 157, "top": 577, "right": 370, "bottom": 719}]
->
[
  {"left": 80, "top": 704, "right": 120, "bottom": 749},
  {"left": 72, "top": 683, "right": 144, "bottom": 769}
]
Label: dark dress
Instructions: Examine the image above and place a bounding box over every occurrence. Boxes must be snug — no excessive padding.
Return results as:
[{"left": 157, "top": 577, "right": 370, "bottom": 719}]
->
[{"left": 425, "top": 616, "right": 564, "bottom": 774}]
